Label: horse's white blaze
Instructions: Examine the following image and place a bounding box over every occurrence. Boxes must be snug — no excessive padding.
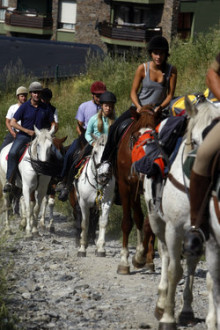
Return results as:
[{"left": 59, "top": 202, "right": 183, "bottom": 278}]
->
[
  {"left": 75, "top": 135, "right": 115, "bottom": 255},
  {"left": 144, "top": 99, "right": 220, "bottom": 327}
]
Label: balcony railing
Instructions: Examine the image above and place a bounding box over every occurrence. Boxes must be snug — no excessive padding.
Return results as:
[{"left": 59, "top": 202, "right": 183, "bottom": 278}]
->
[
  {"left": 97, "top": 21, "right": 162, "bottom": 43},
  {"left": 5, "top": 11, "right": 53, "bottom": 29}
]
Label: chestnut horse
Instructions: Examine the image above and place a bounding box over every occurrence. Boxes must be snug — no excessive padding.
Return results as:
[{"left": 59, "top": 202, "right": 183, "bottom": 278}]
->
[{"left": 116, "top": 106, "right": 160, "bottom": 274}]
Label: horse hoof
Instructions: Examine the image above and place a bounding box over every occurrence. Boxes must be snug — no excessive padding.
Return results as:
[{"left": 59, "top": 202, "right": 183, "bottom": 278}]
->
[
  {"left": 132, "top": 255, "right": 146, "bottom": 269},
  {"left": 49, "top": 226, "right": 55, "bottom": 233},
  {"left": 158, "top": 322, "right": 177, "bottom": 330},
  {"left": 144, "top": 262, "right": 155, "bottom": 273},
  {"left": 95, "top": 250, "right": 106, "bottom": 257},
  {"left": 178, "top": 311, "right": 196, "bottom": 326},
  {"left": 154, "top": 306, "right": 164, "bottom": 320},
  {"left": 117, "top": 265, "right": 130, "bottom": 275},
  {"left": 77, "top": 251, "right": 86, "bottom": 257}
]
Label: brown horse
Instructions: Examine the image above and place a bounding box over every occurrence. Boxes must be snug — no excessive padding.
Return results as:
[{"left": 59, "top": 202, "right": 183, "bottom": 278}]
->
[{"left": 116, "top": 106, "right": 160, "bottom": 274}]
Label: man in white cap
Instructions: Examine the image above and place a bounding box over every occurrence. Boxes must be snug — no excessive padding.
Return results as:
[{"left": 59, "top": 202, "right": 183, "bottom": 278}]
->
[
  {"left": 0, "top": 86, "right": 28, "bottom": 152},
  {"left": 3, "top": 81, "right": 55, "bottom": 192}
]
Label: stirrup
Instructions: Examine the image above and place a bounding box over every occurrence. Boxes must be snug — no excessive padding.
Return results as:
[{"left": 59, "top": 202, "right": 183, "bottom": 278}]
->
[
  {"left": 3, "top": 181, "right": 13, "bottom": 193},
  {"left": 58, "top": 188, "right": 69, "bottom": 202},
  {"left": 183, "top": 226, "right": 205, "bottom": 257}
]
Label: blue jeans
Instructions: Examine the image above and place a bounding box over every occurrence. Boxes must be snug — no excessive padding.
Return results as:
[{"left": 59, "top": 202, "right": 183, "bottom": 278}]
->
[
  {"left": 7, "top": 134, "right": 31, "bottom": 180},
  {"left": 60, "top": 138, "right": 80, "bottom": 178}
]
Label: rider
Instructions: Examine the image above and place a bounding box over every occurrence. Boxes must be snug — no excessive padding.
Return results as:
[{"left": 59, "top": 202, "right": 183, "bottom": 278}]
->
[
  {"left": 3, "top": 81, "right": 55, "bottom": 193},
  {"left": 85, "top": 91, "right": 117, "bottom": 145},
  {"left": 41, "top": 88, "right": 59, "bottom": 133},
  {"left": 98, "top": 35, "right": 177, "bottom": 176},
  {"left": 57, "top": 81, "right": 106, "bottom": 201},
  {"left": 0, "top": 86, "right": 28, "bottom": 152},
  {"left": 184, "top": 52, "right": 220, "bottom": 256}
]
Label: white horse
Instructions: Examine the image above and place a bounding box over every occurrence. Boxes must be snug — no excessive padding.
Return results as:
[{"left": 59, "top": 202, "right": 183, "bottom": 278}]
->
[
  {"left": 74, "top": 134, "right": 115, "bottom": 257},
  {"left": 0, "top": 126, "right": 55, "bottom": 236},
  {"left": 143, "top": 97, "right": 220, "bottom": 329}
]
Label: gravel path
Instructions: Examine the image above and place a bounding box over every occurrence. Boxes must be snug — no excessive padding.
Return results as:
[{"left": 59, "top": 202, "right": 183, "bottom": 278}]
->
[{"left": 1, "top": 210, "right": 209, "bottom": 330}]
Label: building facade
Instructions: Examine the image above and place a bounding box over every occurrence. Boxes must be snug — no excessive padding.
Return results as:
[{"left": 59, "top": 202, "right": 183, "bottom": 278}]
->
[{"left": 0, "top": 0, "right": 219, "bottom": 54}]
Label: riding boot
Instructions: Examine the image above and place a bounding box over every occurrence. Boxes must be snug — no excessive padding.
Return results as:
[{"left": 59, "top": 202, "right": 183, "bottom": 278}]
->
[
  {"left": 58, "top": 166, "right": 78, "bottom": 202},
  {"left": 184, "top": 170, "right": 211, "bottom": 256},
  {"left": 3, "top": 175, "right": 15, "bottom": 193}
]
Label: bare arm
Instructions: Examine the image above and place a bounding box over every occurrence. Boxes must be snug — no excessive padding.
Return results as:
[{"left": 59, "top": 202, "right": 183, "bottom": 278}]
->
[
  {"left": 154, "top": 66, "right": 177, "bottom": 113},
  {"left": 6, "top": 118, "right": 16, "bottom": 138},
  {"left": 130, "top": 64, "right": 146, "bottom": 112},
  {"left": 10, "top": 118, "right": 35, "bottom": 137},
  {"left": 206, "top": 68, "right": 220, "bottom": 101},
  {"left": 76, "top": 120, "right": 85, "bottom": 135}
]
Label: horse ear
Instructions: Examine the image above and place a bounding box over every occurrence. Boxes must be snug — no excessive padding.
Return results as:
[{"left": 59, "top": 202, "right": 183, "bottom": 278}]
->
[
  {"left": 184, "top": 95, "right": 198, "bottom": 117},
  {"left": 34, "top": 126, "right": 40, "bottom": 136},
  {"left": 49, "top": 125, "right": 56, "bottom": 136}
]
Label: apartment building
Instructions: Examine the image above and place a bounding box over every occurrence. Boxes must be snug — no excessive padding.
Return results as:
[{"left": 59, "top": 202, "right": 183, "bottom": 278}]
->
[{"left": 0, "top": 0, "right": 219, "bottom": 54}]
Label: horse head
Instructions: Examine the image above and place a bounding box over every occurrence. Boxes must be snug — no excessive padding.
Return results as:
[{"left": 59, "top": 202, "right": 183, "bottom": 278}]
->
[
  {"left": 32, "top": 126, "right": 55, "bottom": 162},
  {"left": 53, "top": 136, "right": 68, "bottom": 156},
  {"left": 185, "top": 95, "right": 220, "bottom": 149},
  {"left": 92, "top": 135, "right": 110, "bottom": 186}
]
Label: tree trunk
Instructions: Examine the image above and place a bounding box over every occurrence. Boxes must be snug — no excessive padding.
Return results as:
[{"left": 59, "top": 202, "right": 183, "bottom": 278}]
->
[{"left": 161, "top": 0, "right": 180, "bottom": 44}]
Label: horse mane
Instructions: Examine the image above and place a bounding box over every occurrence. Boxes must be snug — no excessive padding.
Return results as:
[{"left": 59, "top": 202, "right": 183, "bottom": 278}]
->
[
  {"left": 130, "top": 105, "right": 159, "bottom": 134},
  {"left": 92, "top": 134, "right": 107, "bottom": 154},
  {"left": 29, "top": 129, "right": 63, "bottom": 177}
]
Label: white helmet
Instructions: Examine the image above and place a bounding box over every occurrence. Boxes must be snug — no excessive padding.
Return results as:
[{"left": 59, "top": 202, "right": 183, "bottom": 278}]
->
[{"left": 16, "top": 86, "right": 28, "bottom": 96}]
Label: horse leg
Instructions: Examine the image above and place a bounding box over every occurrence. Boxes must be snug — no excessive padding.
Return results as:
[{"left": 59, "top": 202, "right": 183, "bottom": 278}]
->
[
  {"left": 159, "top": 222, "right": 183, "bottom": 329},
  {"left": 19, "top": 195, "right": 26, "bottom": 230},
  {"left": 3, "top": 192, "right": 12, "bottom": 234},
  {"left": 178, "top": 254, "right": 200, "bottom": 325},
  {"left": 69, "top": 187, "right": 82, "bottom": 247},
  {"left": 77, "top": 201, "right": 90, "bottom": 257},
  {"left": 142, "top": 215, "right": 155, "bottom": 272},
  {"left": 117, "top": 181, "right": 133, "bottom": 275},
  {"left": 22, "top": 185, "right": 32, "bottom": 237},
  {"left": 206, "top": 272, "right": 217, "bottom": 330},
  {"left": 130, "top": 192, "right": 147, "bottom": 269},
  {"left": 206, "top": 236, "right": 220, "bottom": 330},
  {"left": 47, "top": 195, "right": 55, "bottom": 232},
  {"left": 39, "top": 195, "right": 48, "bottom": 229},
  {"left": 88, "top": 208, "right": 99, "bottom": 245},
  {"left": 96, "top": 204, "right": 110, "bottom": 257}
]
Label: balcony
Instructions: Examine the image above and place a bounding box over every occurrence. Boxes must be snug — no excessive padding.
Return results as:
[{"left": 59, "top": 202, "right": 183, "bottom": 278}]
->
[
  {"left": 4, "top": 10, "right": 53, "bottom": 35},
  {"left": 97, "top": 21, "right": 162, "bottom": 47}
]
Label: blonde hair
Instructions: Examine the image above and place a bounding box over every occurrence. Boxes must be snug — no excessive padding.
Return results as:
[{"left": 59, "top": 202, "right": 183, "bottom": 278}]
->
[{"left": 97, "top": 109, "right": 116, "bottom": 133}]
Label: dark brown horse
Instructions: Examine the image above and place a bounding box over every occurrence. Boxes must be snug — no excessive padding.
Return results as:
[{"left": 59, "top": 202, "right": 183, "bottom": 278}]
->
[{"left": 116, "top": 106, "right": 160, "bottom": 274}]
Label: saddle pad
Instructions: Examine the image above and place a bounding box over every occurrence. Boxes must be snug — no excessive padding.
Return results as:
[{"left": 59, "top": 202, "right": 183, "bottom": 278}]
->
[
  {"left": 131, "top": 124, "right": 160, "bottom": 163},
  {"left": 6, "top": 145, "right": 28, "bottom": 162}
]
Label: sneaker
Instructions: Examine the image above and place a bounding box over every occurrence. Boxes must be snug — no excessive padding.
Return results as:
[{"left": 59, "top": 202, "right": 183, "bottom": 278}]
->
[
  {"left": 183, "top": 227, "right": 205, "bottom": 257},
  {"left": 3, "top": 181, "right": 13, "bottom": 193}
]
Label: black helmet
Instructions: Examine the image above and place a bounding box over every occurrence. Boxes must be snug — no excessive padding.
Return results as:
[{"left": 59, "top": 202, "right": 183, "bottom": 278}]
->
[
  {"left": 41, "top": 88, "right": 53, "bottom": 100},
  {"left": 147, "top": 36, "right": 169, "bottom": 54},
  {"left": 100, "top": 91, "right": 117, "bottom": 104}
]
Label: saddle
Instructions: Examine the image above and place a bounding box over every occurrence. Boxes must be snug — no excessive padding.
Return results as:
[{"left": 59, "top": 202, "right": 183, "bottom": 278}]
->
[{"left": 113, "top": 118, "right": 134, "bottom": 146}]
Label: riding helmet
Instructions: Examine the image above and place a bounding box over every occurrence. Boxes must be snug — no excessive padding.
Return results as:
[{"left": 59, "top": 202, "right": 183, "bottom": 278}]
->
[
  {"left": 29, "top": 81, "right": 43, "bottom": 92},
  {"left": 100, "top": 91, "right": 117, "bottom": 104},
  {"left": 90, "top": 81, "right": 106, "bottom": 94},
  {"left": 41, "top": 88, "right": 53, "bottom": 100},
  {"left": 147, "top": 36, "right": 169, "bottom": 54},
  {"left": 16, "top": 86, "right": 28, "bottom": 96}
]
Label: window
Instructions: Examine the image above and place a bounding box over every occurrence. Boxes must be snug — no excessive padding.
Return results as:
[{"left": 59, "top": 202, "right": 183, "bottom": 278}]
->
[
  {"left": 58, "top": 0, "right": 76, "bottom": 31},
  {"left": 2, "top": 0, "right": 8, "bottom": 7},
  {"left": 178, "top": 13, "right": 193, "bottom": 39},
  {"left": 0, "top": 9, "right": 6, "bottom": 20}
]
